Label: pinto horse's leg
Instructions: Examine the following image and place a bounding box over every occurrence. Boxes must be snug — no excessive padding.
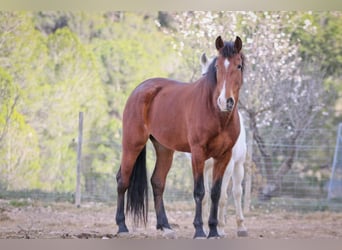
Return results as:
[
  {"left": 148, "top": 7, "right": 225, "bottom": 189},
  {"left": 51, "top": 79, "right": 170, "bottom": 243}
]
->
[
  {"left": 150, "top": 137, "right": 175, "bottom": 237},
  {"left": 208, "top": 153, "right": 231, "bottom": 239},
  {"left": 217, "top": 159, "right": 233, "bottom": 236},
  {"left": 202, "top": 159, "right": 213, "bottom": 234},
  {"left": 232, "top": 160, "right": 248, "bottom": 237}
]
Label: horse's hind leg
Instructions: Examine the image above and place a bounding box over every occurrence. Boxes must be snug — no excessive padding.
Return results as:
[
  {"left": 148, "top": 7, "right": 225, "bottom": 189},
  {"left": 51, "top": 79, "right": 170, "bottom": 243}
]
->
[
  {"left": 150, "top": 137, "right": 175, "bottom": 238},
  {"left": 232, "top": 161, "right": 248, "bottom": 237},
  {"left": 116, "top": 131, "right": 149, "bottom": 235},
  {"left": 116, "top": 165, "right": 129, "bottom": 234}
]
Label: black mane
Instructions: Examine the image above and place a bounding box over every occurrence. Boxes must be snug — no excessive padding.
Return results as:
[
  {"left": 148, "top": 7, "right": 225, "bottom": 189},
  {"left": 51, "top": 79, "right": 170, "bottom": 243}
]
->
[{"left": 206, "top": 57, "right": 218, "bottom": 84}]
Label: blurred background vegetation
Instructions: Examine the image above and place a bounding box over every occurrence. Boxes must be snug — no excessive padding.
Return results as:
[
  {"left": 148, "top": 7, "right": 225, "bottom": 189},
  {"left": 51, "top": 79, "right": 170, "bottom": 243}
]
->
[{"left": 0, "top": 11, "right": 341, "bottom": 204}]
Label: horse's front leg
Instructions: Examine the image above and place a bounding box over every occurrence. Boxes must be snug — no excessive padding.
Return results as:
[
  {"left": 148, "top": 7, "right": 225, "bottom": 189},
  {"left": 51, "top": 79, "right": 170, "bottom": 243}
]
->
[
  {"left": 208, "top": 154, "right": 231, "bottom": 238},
  {"left": 191, "top": 150, "right": 207, "bottom": 239}
]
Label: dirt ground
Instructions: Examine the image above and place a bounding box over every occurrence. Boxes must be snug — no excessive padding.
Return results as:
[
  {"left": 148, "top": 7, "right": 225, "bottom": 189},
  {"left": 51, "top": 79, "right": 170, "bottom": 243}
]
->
[{"left": 0, "top": 199, "right": 342, "bottom": 239}]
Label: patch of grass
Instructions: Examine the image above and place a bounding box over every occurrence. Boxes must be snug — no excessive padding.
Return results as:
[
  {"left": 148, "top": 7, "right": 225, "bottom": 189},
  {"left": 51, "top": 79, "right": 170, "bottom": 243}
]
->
[{"left": 9, "top": 199, "right": 30, "bottom": 207}]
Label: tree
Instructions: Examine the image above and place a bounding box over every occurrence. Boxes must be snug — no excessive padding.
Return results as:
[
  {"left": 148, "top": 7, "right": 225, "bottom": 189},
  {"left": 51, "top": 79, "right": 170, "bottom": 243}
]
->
[
  {"left": 0, "top": 67, "right": 42, "bottom": 190},
  {"left": 33, "top": 27, "right": 109, "bottom": 191},
  {"left": 160, "top": 11, "right": 238, "bottom": 82},
  {"left": 235, "top": 12, "right": 337, "bottom": 198},
  {"left": 289, "top": 11, "right": 342, "bottom": 124},
  {"left": 0, "top": 12, "right": 43, "bottom": 190},
  {"left": 0, "top": 68, "right": 18, "bottom": 143},
  {"left": 289, "top": 11, "right": 342, "bottom": 79}
]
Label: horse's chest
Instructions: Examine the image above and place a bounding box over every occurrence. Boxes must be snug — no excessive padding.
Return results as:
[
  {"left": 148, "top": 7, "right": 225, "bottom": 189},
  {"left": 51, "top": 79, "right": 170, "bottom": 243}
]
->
[{"left": 207, "top": 131, "right": 236, "bottom": 158}]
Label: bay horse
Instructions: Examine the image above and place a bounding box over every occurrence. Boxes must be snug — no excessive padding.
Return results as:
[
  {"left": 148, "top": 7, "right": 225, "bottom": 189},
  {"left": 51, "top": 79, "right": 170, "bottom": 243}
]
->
[
  {"left": 115, "top": 36, "right": 245, "bottom": 239},
  {"left": 199, "top": 53, "right": 248, "bottom": 237}
]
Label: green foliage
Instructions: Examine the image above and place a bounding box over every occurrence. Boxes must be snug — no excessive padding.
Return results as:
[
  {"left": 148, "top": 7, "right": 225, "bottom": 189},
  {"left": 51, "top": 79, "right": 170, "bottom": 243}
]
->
[
  {"left": 34, "top": 27, "right": 108, "bottom": 191},
  {"left": 0, "top": 68, "right": 16, "bottom": 130},
  {"left": 0, "top": 67, "right": 42, "bottom": 190},
  {"left": 290, "top": 11, "right": 342, "bottom": 79},
  {"left": 287, "top": 11, "right": 342, "bottom": 129}
]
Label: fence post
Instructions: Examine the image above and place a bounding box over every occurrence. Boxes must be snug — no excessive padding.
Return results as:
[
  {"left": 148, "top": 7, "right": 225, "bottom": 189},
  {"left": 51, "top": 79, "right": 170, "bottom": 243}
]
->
[
  {"left": 328, "top": 123, "right": 342, "bottom": 200},
  {"left": 75, "top": 111, "right": 83, "bottom": 208},
  {"left": 243, "top": 129, "right": 253, "bottom": 213}
]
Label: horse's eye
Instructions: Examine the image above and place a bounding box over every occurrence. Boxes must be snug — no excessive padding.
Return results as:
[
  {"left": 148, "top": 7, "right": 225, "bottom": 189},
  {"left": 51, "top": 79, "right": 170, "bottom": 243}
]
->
[{"left": 237, "top": 64, "right": 242, "bottom": 70}]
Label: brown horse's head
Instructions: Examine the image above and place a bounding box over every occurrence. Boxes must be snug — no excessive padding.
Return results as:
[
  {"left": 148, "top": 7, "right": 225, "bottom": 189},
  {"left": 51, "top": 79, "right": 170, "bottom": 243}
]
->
[{"left": 211, "top": 36, "right": 244, "bottom": 112}]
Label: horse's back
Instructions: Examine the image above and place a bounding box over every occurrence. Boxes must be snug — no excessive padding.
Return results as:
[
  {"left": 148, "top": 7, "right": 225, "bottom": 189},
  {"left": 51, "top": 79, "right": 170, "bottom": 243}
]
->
[{"left": 126, "top": 78, "right": 189, "bottom": 107}]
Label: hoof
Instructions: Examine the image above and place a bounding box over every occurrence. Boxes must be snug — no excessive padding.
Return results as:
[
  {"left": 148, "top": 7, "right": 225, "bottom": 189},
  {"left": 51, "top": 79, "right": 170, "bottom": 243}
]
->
[
  {"left": 162, "top": 228, "right": 177, "bottom": 239},
  {"left": 194, "top": 236, "right": 207, "bottom": 239},
  {"left": 237, "top": 230, "right": 248, "bottom": 237},
  {"left": 193, "top": 227, "right": 207, "bottom": 239},
  {"left": 117, "top": 224, "right": 129, "bottom": 234},
  {"left": 217, "top": 228, "right": 227, "bottom": 237},
  {"left": 207, "top": 228, "right": 220, "bottom": 239},
  {"left": 115, "top": 231, "right": 130, "bottom": 238},
  {"left": 193, "top": 232, "right": 207, "bottom": 239},
  {"left": 207, "top": 236, "right": 221, "bottom": 239}
]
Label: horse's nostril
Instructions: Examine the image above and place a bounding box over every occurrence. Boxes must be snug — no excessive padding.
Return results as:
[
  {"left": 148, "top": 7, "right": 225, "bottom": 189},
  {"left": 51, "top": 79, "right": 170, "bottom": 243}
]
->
[
  {"left": 226, "top": 97, "right": 235, "bottom": 110},
  {"left": 227, "top": 97, "right": 234, "bottom": 105}
]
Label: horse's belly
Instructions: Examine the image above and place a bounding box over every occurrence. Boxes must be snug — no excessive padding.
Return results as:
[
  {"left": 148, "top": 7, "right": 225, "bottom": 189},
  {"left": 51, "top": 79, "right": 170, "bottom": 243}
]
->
[
  {"left": 148, "top": 110, "right": 190, "bottom": 152},
  {"left": 149, "top": 121, "right": 191, "bottom": 152}
]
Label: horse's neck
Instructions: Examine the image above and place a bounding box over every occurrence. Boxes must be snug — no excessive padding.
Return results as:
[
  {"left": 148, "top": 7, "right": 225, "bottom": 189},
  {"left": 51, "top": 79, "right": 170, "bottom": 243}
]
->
[
  {"left": 220, "top": 107, "right": 239, "bottom": 128},
  {"left": 192, "top": 78, "right": 216, "bottom": 110}
]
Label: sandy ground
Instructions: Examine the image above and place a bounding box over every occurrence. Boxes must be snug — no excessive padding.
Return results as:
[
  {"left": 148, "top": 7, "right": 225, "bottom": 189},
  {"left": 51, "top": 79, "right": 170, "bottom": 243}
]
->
[{"left": 0, "top": 199, "right": 342, "bottom": 239}]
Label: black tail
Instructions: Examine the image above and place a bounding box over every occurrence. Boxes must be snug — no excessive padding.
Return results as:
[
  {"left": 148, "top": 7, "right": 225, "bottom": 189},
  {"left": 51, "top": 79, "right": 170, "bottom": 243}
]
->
[{"left": 126, "top": 146, "right": 148, "bottom": 226}]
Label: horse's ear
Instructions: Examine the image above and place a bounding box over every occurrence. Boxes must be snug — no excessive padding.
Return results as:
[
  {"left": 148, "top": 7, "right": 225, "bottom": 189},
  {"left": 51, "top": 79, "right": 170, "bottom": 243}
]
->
[
  {"left": 234, "top": 36, "right": 242, "bottom": 53},
  {"left": 200, "top": 53, "right": 207, "bottom": 65},
  {"left": 215, "top": 36, "right": 224, "bottom": 50}
]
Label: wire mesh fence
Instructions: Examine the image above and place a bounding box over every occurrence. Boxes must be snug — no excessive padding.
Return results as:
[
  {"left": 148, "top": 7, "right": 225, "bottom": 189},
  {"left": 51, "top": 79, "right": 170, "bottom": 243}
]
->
[{"left": 0, "top": 125, "right": 341, "bottom": 212}]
